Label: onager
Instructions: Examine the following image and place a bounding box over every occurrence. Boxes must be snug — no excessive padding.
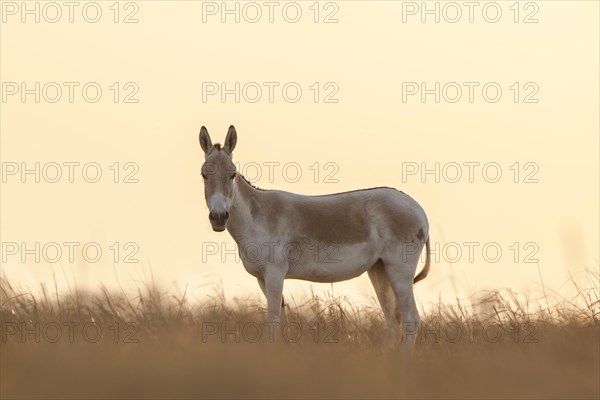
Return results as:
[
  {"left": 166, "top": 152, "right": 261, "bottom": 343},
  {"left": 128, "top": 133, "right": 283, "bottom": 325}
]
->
[{"left": 198, "top": 125, "right": 431, "bottom": 350}]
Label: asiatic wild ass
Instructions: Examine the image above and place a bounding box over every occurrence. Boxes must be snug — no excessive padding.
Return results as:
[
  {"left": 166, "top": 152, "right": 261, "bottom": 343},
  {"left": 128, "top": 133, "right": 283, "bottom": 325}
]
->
[{"left": 198, "top": 125, "right": 431, "bottom": 350}]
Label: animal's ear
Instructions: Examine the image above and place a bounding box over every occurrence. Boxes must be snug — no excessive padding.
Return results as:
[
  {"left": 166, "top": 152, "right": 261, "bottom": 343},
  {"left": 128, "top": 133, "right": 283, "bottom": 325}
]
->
[
  {"left": 199, "top": 126, "right": 212, "bottom": 154},
  {"left": 223, "top": 125, "right": 237, "bottom": 154}
]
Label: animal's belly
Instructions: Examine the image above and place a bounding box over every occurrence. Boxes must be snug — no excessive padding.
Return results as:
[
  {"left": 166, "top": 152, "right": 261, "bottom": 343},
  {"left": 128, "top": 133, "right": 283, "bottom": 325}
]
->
[{"left": 285, "top": 244, "right": 378, "bottom": 283}]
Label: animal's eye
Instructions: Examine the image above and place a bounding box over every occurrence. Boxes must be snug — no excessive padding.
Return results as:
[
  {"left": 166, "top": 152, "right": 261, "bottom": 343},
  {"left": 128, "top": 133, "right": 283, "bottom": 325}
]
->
[
  {"left": 201, "top": 172, "right": 207, "bottom": 181},
  {"left": 230, "top": 172, "right": 237, "bottom": 180}
]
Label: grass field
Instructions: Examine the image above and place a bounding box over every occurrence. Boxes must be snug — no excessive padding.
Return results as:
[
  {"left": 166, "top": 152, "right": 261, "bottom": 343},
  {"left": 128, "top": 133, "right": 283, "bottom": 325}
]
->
[{"left": 1, "top": 271, "right": 598, "bottom": 399}]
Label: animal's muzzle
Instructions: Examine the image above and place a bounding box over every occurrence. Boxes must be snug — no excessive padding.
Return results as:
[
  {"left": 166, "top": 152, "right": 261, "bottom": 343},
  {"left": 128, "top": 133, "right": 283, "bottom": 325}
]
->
[{"left": 208, "top": 211, "right": 229, "bottom": 231}]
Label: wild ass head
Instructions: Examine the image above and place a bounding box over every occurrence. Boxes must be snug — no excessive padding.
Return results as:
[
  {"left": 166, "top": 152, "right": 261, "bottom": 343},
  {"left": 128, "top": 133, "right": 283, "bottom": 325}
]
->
[{"left": 199, "top": 125, "right": 238, "bottom": 232}]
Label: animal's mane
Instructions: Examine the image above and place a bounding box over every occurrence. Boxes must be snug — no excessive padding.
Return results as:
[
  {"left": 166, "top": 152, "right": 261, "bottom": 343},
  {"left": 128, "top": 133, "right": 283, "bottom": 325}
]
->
[
  {"left": 237, "top": 174, "right": 404, "bottom": 197},
  {"left": 237, "top": 173, "right": 268, "bottom": 191},
  {"left": 213, "top": 143, "right": 222, "bottom": 150}
]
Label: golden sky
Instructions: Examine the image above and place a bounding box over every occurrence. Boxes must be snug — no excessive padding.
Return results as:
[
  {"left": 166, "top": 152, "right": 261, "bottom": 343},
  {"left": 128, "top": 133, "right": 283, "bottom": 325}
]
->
[{"left": 1, "top": 1, "right": 598, "bottom": 308}]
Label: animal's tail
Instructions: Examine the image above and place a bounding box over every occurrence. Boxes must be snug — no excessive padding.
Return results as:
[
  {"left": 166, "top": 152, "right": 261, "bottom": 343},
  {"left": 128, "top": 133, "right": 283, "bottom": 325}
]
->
[{"left": 413, "top": 236, "right": 431, "bottom": 284}]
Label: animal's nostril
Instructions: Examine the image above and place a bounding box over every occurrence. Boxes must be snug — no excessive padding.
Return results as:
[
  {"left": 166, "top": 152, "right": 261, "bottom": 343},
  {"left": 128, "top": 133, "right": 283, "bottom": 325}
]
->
[{"left": 209, "top": 211, "right": 228, "bottom": 223}]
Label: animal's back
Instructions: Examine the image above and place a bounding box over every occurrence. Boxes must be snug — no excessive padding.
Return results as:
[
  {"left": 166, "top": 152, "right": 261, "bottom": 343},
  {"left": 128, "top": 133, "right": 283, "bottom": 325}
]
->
[{"left": 263, "top": 187, "right": 428, "bottom": 245}]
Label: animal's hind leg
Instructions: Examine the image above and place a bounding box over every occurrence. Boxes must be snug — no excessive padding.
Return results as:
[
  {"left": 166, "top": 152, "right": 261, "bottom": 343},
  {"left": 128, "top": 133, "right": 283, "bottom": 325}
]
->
[
  {"left": 382, "top": 251, "right": 422, "bottom": 352},
  {"left": 368, "top": 260, "right": 401, "bottom": 340}
]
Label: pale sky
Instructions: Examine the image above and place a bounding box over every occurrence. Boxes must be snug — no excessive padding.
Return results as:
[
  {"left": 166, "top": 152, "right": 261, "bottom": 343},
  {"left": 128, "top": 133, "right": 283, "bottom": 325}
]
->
[{"left": 1, "top": 1, "right": 598, "bottom": 309}]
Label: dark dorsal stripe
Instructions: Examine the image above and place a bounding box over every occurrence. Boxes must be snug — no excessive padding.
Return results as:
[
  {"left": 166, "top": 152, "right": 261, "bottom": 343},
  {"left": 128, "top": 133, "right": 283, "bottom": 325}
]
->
[{"left": 238, "top": 173, "right": 404, "bottom": 197}]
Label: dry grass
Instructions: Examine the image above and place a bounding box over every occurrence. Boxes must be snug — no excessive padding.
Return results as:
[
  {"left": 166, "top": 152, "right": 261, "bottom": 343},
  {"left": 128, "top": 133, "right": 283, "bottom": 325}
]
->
[{"left": 1, "top": 270, "right": 598, "bottom": 399}]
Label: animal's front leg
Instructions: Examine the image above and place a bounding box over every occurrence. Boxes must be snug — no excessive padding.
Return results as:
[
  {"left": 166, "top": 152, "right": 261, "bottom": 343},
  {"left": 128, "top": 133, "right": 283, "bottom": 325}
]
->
[
  {"left": 257, "top": 277, "right": 288, "bottom": 325},
  {"left": 260, "top": 268, "right": 286, "bottom": 324}
]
